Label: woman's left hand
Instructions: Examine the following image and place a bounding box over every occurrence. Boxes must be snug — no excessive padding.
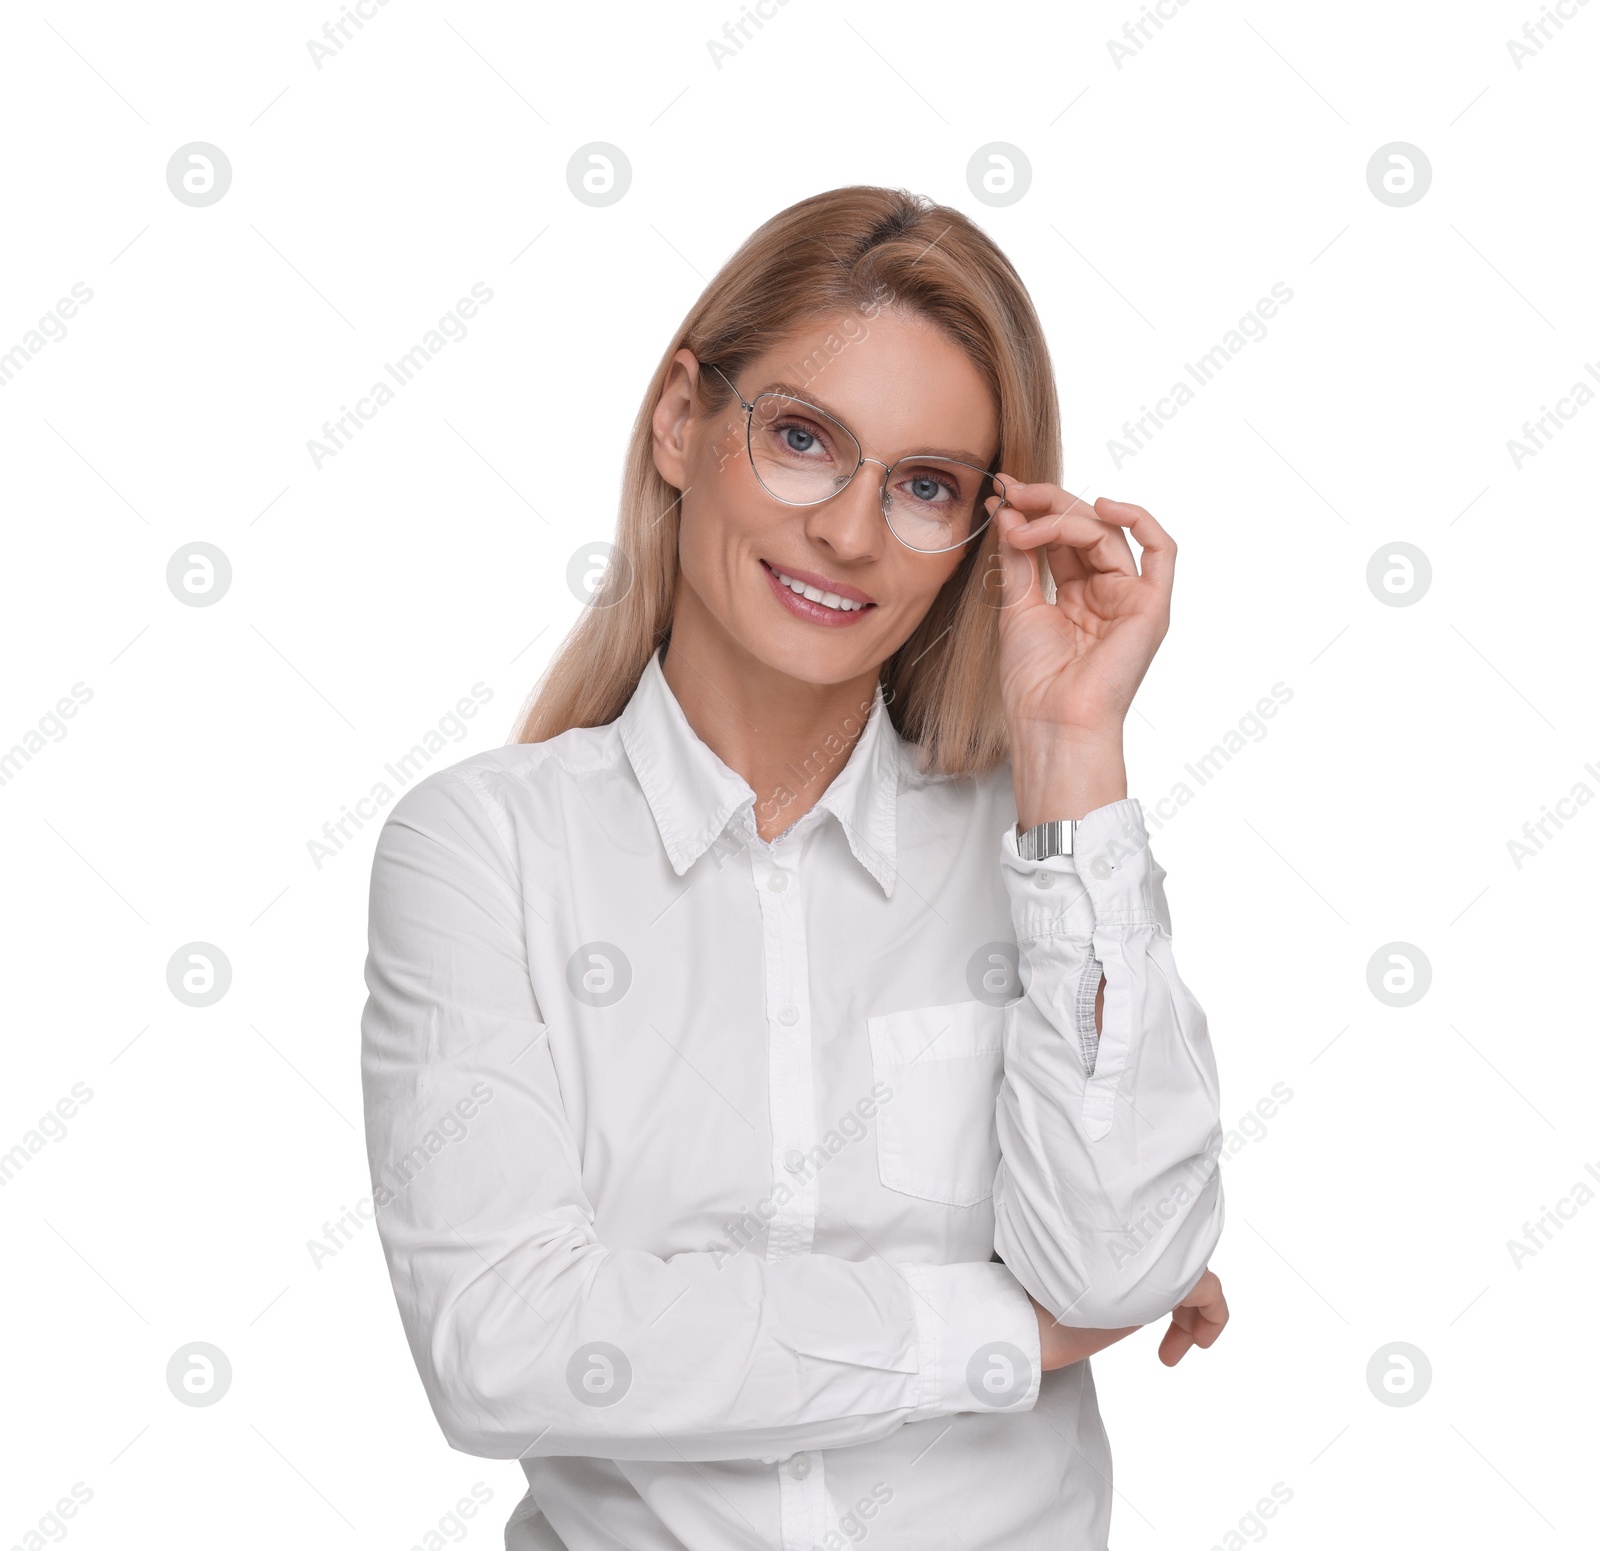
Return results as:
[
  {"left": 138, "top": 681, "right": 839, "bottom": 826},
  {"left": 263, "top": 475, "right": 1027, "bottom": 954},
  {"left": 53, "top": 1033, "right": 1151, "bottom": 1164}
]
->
[
  {"left": 986, "top": 479, "right": 1176, "bottom": 824},
  {"left": 988, "top": 480, "right": 1176, "bottom": 742}
]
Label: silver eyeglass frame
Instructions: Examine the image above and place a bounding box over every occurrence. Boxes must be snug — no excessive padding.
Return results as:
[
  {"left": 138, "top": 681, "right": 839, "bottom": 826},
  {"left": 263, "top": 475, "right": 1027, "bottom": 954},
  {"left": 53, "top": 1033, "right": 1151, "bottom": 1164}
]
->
[{"left": 705, "top": 361, "right": 1007, "bottom": 556}]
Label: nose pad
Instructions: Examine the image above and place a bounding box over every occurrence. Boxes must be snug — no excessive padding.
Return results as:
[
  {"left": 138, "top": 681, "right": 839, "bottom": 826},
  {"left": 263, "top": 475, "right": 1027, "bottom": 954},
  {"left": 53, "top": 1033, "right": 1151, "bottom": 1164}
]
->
[
  {"left": 807, "top": 459, "right": 886, "bottom": 559},
  {"left": 855, "top": 457, "right": 892, "bottom": 517}
]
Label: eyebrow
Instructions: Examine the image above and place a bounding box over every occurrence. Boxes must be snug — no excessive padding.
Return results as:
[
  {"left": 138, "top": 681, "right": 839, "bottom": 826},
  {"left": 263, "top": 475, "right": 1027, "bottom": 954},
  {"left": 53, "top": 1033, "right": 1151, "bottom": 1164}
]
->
[{"left": 756, "top": 379, "right": 996, "bottom": 470}]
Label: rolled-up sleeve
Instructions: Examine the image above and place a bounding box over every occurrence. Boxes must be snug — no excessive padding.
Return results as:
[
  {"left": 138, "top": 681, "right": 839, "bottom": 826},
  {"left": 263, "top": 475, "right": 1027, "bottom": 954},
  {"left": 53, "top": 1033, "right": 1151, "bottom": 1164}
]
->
[
  {"left": 360, "top": 770, "right": 1041, "bottom": 1462},
  {"left": 991, "top": 797, "right": 1224, "bottom": 1329}
]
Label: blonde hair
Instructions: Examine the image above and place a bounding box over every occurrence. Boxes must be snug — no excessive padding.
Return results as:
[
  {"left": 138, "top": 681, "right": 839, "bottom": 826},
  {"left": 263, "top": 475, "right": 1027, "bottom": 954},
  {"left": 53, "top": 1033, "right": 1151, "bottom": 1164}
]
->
[{"left": 511, "top": 184, "right": 1061, "bottom": 776}]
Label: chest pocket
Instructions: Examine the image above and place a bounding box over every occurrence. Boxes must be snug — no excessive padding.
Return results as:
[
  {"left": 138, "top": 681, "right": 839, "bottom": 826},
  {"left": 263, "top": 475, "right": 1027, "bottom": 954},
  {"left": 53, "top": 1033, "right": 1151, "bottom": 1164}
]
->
[{"left": 867, "top": 1000, "right": 1005, "bottom": 1207}]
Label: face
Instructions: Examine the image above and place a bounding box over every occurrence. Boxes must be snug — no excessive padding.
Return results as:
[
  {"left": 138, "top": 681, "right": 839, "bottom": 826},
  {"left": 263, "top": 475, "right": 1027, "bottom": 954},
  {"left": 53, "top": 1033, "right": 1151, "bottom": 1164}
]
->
[{"left": 652, "top": 308, "right": 1001, "bottom": 689}]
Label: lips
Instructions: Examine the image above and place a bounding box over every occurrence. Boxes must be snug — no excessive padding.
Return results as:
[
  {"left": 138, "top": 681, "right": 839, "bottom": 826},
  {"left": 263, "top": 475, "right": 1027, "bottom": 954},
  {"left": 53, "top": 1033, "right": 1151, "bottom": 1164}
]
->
[{"left": 760, "top": 560, "right": 877, "bottom": 627}]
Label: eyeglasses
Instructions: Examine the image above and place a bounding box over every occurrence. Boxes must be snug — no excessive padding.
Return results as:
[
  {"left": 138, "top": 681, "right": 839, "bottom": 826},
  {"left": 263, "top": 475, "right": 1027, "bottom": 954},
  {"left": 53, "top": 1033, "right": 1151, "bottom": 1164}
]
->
[{"left": 705, "top": 362, "right": 1005, "bottom": 555}]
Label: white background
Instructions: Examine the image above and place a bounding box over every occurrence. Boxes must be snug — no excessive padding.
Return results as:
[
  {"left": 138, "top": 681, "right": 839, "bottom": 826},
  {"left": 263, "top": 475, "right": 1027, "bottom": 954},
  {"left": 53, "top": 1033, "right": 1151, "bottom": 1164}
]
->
[{"left": 2, "top": 1, "right": 1595, "bottom": 1546}]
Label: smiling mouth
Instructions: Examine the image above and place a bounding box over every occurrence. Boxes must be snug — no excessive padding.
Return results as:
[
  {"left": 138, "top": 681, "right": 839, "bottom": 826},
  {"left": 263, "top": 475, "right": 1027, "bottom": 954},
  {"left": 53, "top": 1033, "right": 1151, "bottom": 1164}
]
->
[{"left": 761, "top": 560, "right": 875, "bottom": 614}]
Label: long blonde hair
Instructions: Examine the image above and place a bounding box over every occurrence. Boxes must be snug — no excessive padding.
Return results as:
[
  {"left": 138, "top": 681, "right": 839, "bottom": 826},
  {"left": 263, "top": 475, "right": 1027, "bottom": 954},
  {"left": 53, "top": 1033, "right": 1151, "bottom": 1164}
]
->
[{"left": 511, "top": 184, "right": 1061, "bottom": 776}]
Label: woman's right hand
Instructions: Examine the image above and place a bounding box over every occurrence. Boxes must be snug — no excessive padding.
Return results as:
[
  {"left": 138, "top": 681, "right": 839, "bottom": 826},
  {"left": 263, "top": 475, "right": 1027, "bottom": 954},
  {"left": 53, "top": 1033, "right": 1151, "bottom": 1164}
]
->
[
  {"left": 1032, "top": 1266, "right": 1228, "bottom": 1371},
  {"left": 1156, "top": 1266, "right": 1229, "bottom": 1366}
]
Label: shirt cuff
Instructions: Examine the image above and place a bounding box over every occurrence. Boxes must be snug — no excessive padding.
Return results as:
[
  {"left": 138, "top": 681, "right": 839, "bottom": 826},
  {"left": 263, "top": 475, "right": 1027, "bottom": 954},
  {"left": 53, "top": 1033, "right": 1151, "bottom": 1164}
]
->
[
  {"left": 1000, "top": 797, "right": 1159, "bottom": 937},
  {"left": 896, "top": 1260, "right": 1042, "bottom": 1421}
]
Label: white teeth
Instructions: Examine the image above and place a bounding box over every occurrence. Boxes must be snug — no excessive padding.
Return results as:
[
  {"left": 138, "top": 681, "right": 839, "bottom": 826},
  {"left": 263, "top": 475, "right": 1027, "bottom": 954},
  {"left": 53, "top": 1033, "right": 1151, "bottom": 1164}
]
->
[{"left": 773, "top": 568, "right": 865, "bottom": 612}]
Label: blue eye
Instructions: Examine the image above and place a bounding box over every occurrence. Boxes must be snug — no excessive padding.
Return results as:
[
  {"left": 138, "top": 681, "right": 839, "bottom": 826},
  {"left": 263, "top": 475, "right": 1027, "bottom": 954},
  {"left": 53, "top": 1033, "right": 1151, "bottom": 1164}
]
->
[{"left": 901, "top": 470, "right": 960, "bottom": 507}]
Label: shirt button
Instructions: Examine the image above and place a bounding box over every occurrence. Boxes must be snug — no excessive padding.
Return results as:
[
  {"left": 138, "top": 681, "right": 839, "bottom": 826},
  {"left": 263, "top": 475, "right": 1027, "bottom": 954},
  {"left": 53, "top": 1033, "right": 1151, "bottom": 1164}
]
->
[
  {"left": 1090, "top": 856, "right": 1115, "bottom": 879},
  {"left": 767, "top": 869, "right": 790, "bottom": 892},
  {"left": 776, "top": 1005, "right": 799, "bottom": 1026},
  {"left": 1034, "top": 870, "right": 1052, "bottom": 889},
  {"left": 783, "top": 1148, "right": 806, "bottom": 1173},
  {"left": 788, "top": 1454, "right": 811, "bottom": 1480}
]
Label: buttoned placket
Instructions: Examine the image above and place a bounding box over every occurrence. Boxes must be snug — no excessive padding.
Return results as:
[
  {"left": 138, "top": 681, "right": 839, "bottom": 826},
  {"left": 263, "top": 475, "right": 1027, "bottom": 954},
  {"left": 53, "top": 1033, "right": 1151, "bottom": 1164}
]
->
[
  {"left": 745, "top": 814, "right": 840, "bottom": 1551},
  {"left": 751, "top": 825, "right": 819, "bottom": 1264}
]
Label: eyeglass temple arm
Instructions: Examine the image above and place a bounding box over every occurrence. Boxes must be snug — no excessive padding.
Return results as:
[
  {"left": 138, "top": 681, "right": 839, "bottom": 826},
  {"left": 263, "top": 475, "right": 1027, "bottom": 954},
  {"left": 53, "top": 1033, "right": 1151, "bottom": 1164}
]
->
[{"left": 702, "top": 360, "right": 753, "bottom": 413}]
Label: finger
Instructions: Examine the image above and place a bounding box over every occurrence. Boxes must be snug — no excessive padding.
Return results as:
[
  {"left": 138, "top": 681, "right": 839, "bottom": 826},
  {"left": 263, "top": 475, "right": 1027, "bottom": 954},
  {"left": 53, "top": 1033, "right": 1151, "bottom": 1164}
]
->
[
  {"left": 1176, "top": 1290, "right": 1227, "bottom": 1349},
  {"left": 1187, "top": 1272, "right": 1229, "bottom": 1329},
  {"left": 989, "top": 476, "right": 1107, "bottom": 535},
  {"left": 992, "top": 475, "right": 1098, "bottom": 519},
  {"left": 989, "top": 495, "right": 1138, "bottom": 582},
  {"left": 1157, "top": 1318, "right": 1196, "bottom": 1367},
  {"left": 1176, "top": 1305, "right": 1223, "bottom": 1347},
  {"left": 1202, "top": 1284, "right": 1229, "bottom": 1330},
  {"left": 992, "top": 478, "right": 1140, "bottom": 574},
  {"left": 991, "top": 504, "right": 1045, "bottom": 609},
  {"left": 999, "top": 507, "right": 1138, "bottom": 571},
  {"left": 1095, "top": 497, "right": 1177, "bottom": 594},
  {"left": 1158, "top": 1270, "right": 1229, "bottom": 1362},
  {"left": 995, "top": 506, "right": 1119, "bottom": 610}
]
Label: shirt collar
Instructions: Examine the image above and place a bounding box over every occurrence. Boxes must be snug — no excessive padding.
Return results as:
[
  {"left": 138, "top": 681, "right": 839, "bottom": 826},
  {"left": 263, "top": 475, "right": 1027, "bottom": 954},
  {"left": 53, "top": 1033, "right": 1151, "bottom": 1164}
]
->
[
  {"left": 812, "top": 682, "right": 899, "bottom": 898},
  {"left": 618, "top": 647, "right": 900, "bottom": 897}
]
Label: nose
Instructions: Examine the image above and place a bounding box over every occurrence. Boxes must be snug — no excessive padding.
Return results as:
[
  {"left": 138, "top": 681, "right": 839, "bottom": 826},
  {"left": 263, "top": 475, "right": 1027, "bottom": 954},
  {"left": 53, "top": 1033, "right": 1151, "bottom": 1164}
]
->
[{"left": 802, "top": 459, "right": 886, "bottom": 563}]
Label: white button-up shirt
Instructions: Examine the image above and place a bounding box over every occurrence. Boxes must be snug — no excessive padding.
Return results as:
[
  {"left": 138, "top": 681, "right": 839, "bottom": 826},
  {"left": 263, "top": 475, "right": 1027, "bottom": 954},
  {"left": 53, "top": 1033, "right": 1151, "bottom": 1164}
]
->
[{"left": 360, "top": 647, "right": 1224, "bottom": 1550}]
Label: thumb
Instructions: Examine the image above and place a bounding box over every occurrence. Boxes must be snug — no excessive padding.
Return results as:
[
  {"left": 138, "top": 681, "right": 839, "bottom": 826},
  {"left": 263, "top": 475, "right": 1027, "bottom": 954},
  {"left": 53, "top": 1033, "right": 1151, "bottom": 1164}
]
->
[{"left": 993, "top": 502, "right": 1041, "bottom": 610}]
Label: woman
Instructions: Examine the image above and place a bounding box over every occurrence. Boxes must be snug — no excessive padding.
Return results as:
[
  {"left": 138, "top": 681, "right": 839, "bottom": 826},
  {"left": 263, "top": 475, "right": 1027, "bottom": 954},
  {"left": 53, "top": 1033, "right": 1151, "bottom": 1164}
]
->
[{"left": 361, "top": 185, "right": 1227, "bottom": 1551}]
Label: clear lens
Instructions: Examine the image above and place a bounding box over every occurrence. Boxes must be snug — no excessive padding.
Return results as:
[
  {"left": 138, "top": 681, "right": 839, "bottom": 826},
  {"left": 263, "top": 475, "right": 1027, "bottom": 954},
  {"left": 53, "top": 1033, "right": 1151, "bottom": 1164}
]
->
[
  {"left": 749, "top": 394, "right": 860, "bottom": 503},
  {"left": 884, "top": 457, "right": 994, "bottom": 552},
  {"left": 746, "top": 391, "right": 996, "bottom": 554}
]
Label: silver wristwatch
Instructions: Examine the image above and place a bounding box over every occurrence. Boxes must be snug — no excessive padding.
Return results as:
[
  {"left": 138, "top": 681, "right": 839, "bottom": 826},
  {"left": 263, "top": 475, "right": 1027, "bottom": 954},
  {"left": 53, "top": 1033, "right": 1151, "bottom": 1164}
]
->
[{"left": 1015, "top": 818, "right": 1077, "bottom": 861}]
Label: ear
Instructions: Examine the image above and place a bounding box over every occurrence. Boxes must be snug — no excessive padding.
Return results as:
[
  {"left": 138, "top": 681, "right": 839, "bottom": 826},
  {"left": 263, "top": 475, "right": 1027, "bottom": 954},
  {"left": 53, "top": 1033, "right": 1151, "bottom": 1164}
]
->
[{"left": 651, "top": 348, "right": 703, "bottom": 489}]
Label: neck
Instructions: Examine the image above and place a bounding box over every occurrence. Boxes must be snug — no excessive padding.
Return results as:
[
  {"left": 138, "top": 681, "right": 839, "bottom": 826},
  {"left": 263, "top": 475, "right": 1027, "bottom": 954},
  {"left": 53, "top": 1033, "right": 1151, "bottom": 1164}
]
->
[{"left": 660, "top": 586, "right": 879, "bottom": 843}]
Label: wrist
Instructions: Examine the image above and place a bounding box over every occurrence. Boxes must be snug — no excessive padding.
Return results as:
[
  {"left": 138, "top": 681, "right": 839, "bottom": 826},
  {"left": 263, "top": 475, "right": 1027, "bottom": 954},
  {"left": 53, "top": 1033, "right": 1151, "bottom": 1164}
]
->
[
  {"left": 1032, "top": 1295, "right": 1141, "bottom": 1370},
  {"left": 1011, "top": 728, "right": 1127, "bottom": 829}
]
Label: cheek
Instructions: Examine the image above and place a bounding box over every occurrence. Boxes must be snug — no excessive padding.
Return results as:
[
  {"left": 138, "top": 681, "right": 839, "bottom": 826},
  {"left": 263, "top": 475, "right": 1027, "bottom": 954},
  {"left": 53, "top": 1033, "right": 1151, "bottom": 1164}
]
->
[
  {"left": 896, "top": 554, "right": 967, "bottom": 625},
  {"left": 676, "top": 480, "right": 775, "bottom": 607},
  {"left": 678, "top": 409, "right": 743, "bottom": 506},
  {"left": 707, "top": 416, "right": 748, "bottom": 474}
]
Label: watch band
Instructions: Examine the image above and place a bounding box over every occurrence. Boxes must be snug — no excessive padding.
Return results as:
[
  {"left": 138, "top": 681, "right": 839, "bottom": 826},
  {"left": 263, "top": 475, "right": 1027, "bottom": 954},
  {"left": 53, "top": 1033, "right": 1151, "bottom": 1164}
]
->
[{"left": 1015, "top": 818, "right": 1076, "bottom": 861}]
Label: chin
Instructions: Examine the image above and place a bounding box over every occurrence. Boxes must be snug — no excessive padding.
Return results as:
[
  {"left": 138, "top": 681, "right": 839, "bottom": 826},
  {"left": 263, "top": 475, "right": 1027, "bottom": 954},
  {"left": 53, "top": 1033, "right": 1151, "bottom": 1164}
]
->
[{"left": 746, "top": 627, "right": 882, "bottom": 686}]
